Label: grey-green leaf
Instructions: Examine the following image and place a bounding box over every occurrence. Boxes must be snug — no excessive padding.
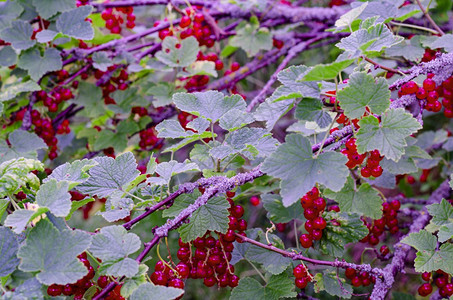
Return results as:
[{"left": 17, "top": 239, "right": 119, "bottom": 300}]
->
[
  {"left": 18, "top": 48, "right": 63, "bottom": 81},
  {"left": 295, "top": 98, "right": 333, "bottom": 128},
  {"left": 32, "top": 0, "right": 75, "bottom": 19},
  {"left": 17, "top": 219, "right": 92, "bottom": 285},
  {"left": 0, "top": 20, "right": 35, "bottom": 51},
  {"left": 56, "top": 6, "right": 94, "bottom": 40},
  {"left": 36, "top": 179, "right": 71, "bottom": 217},
  {"left": 262, "top": 134, "right": 348, "bottom": 206},
  {"left": 130, "top": 283, "right": 184, "bottom": 300},
  {"left": 0, "top": 45, "right": 17, "bottom": 67},
  {"left": 0, "top": 227, "right": 20, "bottom": 277},
  {"left": 155, "top": 36, "right": 199, "bottom": 67}
]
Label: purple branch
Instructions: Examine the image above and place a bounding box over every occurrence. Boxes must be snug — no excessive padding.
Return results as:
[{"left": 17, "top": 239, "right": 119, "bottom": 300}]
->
[
  {"left": 246, "top": 32, "right": 333, "bottom": 112},
  {"left": 370, "top": 180, "right": 451, "bottom": 299}
]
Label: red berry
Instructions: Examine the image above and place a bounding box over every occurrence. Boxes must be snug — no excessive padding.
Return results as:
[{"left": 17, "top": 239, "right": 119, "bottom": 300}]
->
[
  {"left": 204, "top": 277, "right": 217, "bottom": 287},
  {"left": 231, "top": 62, "right": 240, "bottom": 71},
  {"left": 215, "top": 60, "right": 224, "bottom": 70},
  {"left": 345, "top": 268, "right": 356, "bottom": 279},
  {"left": 421, "top": 272, "right": 431, "bottom": 281},
  {"left": 293, "top": 265, "right": 308, "bottom": 279},
  {"left": 390, "top": 199, "right": 401, "bottom": 210},
  {"left": 351, "top": 276, "right": 362, "bottom": 287},
  {"left": 435, "top": 276, "right": 447, "bottom": 288},
  {"left": 303, "top": 208, "right": 317, "bottom": 220},
  {"left": 231, "top": 205, "right": 244, "bottom": 218},
  {"left": 380, "top": 245, "right": 390, "bottom": 256},
  {"left": 250, "top": 196, "right": 260, "bottom": 206},
  {"left": 180, "top": 16, "right": 191, "bottom": 28},
  {"left": 229, "top": 275, "right": 239, "bottom": 287},
  {"left": 226, "top": 191, "right": 235, "bottom": 198},
  {"left": 423, "top": 78, "right": 436, "bottom": 91},
  {"left": 299, "top": 234, "right": 313, "bottom": 248},
  {"left": 312, "top": 217, "right": 327, "bottom": 230},
  {"left": 47, "top": 284, "right": 63, "bottom": 297},
  {"left": 295, "top": 277, "right": 310, "bottom": 289},
  {"left": 151, "top": 271, "right": 168, "bottom": 286},
  {"left": 418, "top": 283, "right": 433, "bottom": 296},
  {"left": 168, "top": 278, "right": 185, "bottom": 289}
]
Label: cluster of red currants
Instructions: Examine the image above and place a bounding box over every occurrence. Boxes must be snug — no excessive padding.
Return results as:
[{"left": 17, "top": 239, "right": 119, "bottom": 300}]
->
[
  {"left": 418, "top": 270, "right": 453, "bottom": 298},
  {"left": 399, "top": 74, "right": 453, "bottom": 118},
  {"left": 15, "top": 109, "right": 67, "bottom": 160},
  {"left": 183, "top": 51, "right": 224, "bottom": 91},
  {"left": 46, "top": 252, "right": 118, "bottom": 300},
  {"left": 156, "top": 6, "right": 214, "bottom": 48},
  {"left": 344, "top": 268, "right": 375, "bottom": 288},
  {"left": 138, "top": 127, "right": 162, "bottom": 150},
  {"left": 101, "top": 6, "right": 136, "bottom": 34},
  {"left": 341, "top": 138, "right": 384, "bottom": 178},
  {"left": 293, "top": 264, "right": 312, "bottom": 289},
  {"left": 93, "top": 66, "right": 129, "bottom": 104},
  {"left": 360, "top": 199, "right": 401, "bottom": 246},
  {"left": 299, "top": 187, "right": 327, "bottom": 248},
  {"left": 35, "top": 73, "right": 74, "bottom": 112},
  {"left": 155, "top": 191, "right": 245, "bottom": 290}
]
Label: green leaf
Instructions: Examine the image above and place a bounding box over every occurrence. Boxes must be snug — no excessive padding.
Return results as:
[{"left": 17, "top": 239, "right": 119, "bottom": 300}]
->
[
  {"left": 32, "top": 0, "right": 75, "bottom": 19},
  {"left": 380, "top": 144, "right": 431, "bottom": 175},
  {"left": 427, "top": 199, "right": 453, "bottom": 226},
  {"left": 173, "top": 91, "right": 246, "bottom": 122},
  {"left": 4, "top": 207, "right": 49, "bottom": 234},
  {"left": 35, "top": 29, "right": 58, "bottom": 43},
  {"left": 230, "top": 273, "right": 296, "bottom": 300},
  {"left": 183, "top": 60, "right": 218, "bottom": 77},
  {"left": 146, "top": 82, "right": 175, "bottom": 107},
  {"left": 276, "top": 65, "right": 320, "bottom": 99},
  {"left": 254, "top": 97, "right": 294, "bottom": 130},
  {"left": 0, "top": 129, "right": 47, "bottom": 163},
  {"left": 121, "top": 264, "right": 149, "bottom": 298},
  {"left": 262, "top": 134, "right": 348, "bottom": 207},
  {"left": 324, "top": 177, "right": 382, "bottom": 219},
  {"left": 0, "top": 81, "right": 40, "bottom": 102},
  {"left": 314, "top": 271, "right": 353, "bottom": 299},
  {"left": 156, "top": 120, "right": 194, "bottom": 138},
  {"left": 0, "top": 20, "right": 35, "bottom": 51},
  {"left": 75, "top": 82, "right": 105, "bottom": 118},
  {"left": 219, "top": 109, "right": 254, "bottom": 131},
  {"left": 0, "top": 227, "right": 20, "bottom": 277},
  {"left": 99, "top": 196, "right": 133, "bottom": 222},
  {"left": 90, "top": 226, "right": 140, "bottom": 277},
  {"left": 56, "top": 6, "right": 94, "bottom": 40},
  {"left": 109, "top": 87, "right": 145, "bottom": 115},
  {"left": 438, "top": 223, "right": 453, "bottom": 243},
  {"left": 66, "top": 197, "right": 95, "bottom": 221},
  {"left": 262, "top": 193, "right": 304, "bottom": 223},
  {"left": 245, "top": 233, "right": 292, "bottom": 275},
  {"left": 337, "top": 22, "right": 403, "bottom": 58},
  {"left": 337, "top": 72, "right": 390, "bottom": 119},
  {"left": 1, "top": 278, "right": 43, "bottom": 300},
  {"left": 335, "top": 2, "right": 368, "bottom": 29},
  {"left": 36, "top": 179, "right": 71, "bottom": 217},
  {"left": 46, "top": 159, "right": 98, "bottom": 188},
  {"left": 130, "top": 282, "right": 184, "bottom": 300},
  {"left": 156, "top": 160, "right": 200, "bottom": 183},
  {"left": 356, "top": 108, "right": 422, "bottom": 161},
  {"left": 77, "top": 152, "right": 139, "bottom": 197},
  {"left": 156, "top": 36, "right": 199, "bottom": 67},
  {"left": 401, "top": 230, "right": 437, "bottom": 252},
  {"left": 0, "top": 198, "right": 8, "bottom": 220},
  {"left": 318, "top": 212, "right": 368, "bottom": 257},
  {"left": 230, "top": 16, "right": 273, "bottom": 57},
  {"left": 0, "top": 45, "right": 17, "bottom": 67},
  {"left": 426, "top": 34, "right": 453, "bottom": 53},
  {"left": 187, "top": 118, "right": 210, "bottom": 133},
  {"left": 92, "top": 51, "right": 113, "bottom": 71},
  {"left": 299, "top": 59, "right": 354, "bottom": 81},
  {"left": 178, "top": 196, "right": 230, "bottom": 242},
  {"left": 295, "top": 98, "right": 333, "bottom": 128},
  {"left": 93, "top": 120, "right": 139, "bottom": 152},
  {"left": 0, "top": 1, "right": 23, "bottom": 31},
  {"left": 0, "top": 157, "right": 44, "bottom": 198},
  {"left": 386, "top": 36, "right": 425, "bottom": 61},
  {"left": 18, "top": 48, "right": 63, "bottom": 81},
  {"left": 17, "top": 219, "right": 92, "bottom": 285}
]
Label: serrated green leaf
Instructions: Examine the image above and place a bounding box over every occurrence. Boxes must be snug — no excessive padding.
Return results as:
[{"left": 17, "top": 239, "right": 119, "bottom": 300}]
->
[
  {"left": 314, "top": 271, "right": 353, "bottom": 299},
  {"left": 173, "top": 91, "right": 245, "bottom": 122},
  {"left": 92, "top": 51, "right": 113, "bottom": 71},
  {"left": 36, "top": 179, "right": 71, "bottom": 217},
  {"left": 56, "top": 6, "right": 94, "bottom": 40},
  {"left": 0, "top": 129, "right": 47, "bottom": 163},
  {"left": 335, "top": 2, "right": 368, "bottom": 28},
  {"left": 356, "top": 108, "right": 422, "bottom": 161},
  {"left": 262, "top": 193, "right": 304, "bottom": 223},
  {"left": 276, "top": 65, "right": 320, "bottom": 99},
  {"left": 401, "top": 230, "right": 437, "bottom": 252},
  {"left": 438, "top": 223, "right": 453, "bottom": 243},
  {"left": 262, "top": 134, "right": 348, "bottom": 207},
  {"left": 145, "top": 82, "right": 175, "bottom": 107},
  {"left": 66, "top": 197, "right": 95, "bottom": 221},
  {"left": 184, "top": 60, "right": 218, "bottom": 77},
  {"left": 300, "top": 59, "right": 354, "bottom": 81},
  {"left": 0, "top": 20, "right": 35, "bottom": 51},
  {"left": 186, "top": 118, "right": 210, "bottom": 133},
  {"left": 295, "top": 98, "right": 333, "bottom": 128},
  {"left": 231, "top": 273, "right": 296, "bottom": 300},
  {"left": 18, "top": 48, "right": 62, "bottom": 81},
  {"left": 90, "top": 226, "right": 140, "bottom": 277},
  {"left": 77, "top": 152, "right": 140, "bottom": 198},
  {"left": 319, "top": 212, "right": 368, "bottom": 257},
  {"left": 1, "top": 278, "right": 43, "bottom": 300},
  {"left": 426, "top": 34, "right": 453, "bottom": 53},
  {"left": 178, "top": 196, "right": 230, "bottom": 242},
  {"left": 109, "top": 87, "right": 145, "bottom": 116},
  {"left": 230, "top": 17, "right": 272, "bottom": 57},
  {"left": 75, "top": 81, "right": 105, "bottom": 118},
  {"left": 337, "top": 22, "right": 403, "bottom": 58},
  {"left": 0, "top": 1, "right": 23, "bottom": 31},
  {"left": 32, "top": 0, "right": 75, "bottom": 19},
  {"left": 35, "top": 29, "right": 58, "bottom": 43},
  {"left": 98, "top": 196, "right": 133, "bottom": 222},
  {"left": 413, "top": 242, "right": 453, "bottom": 275},
  {"left": 254, "top": 97, "right": 294, "bottom": 130},
  {"left": 0, "top": 45, "right": 17, "bottom": 67},
  {"left": 324, "top": 177, "right": 382, "bottom": 219},
  {"left": 156, "top": 36, "right": 199, "bottom": 67},
  {"left": 0, "top": 157, "right": 44, "bottom": 198},
  {"left": 156, "top": 119, "right": 194, "bottom": 138},
  {"left": 156, "top": 160, "right": 200, "bottom": 183},
  {"left": 0, "top": 227, "right": 20, "bottom": 277},
  {"left": 121, "top": 264, "right": 149, "bottom": 298},
  {"left": 386, "top": 36, "right": 425, "bottom": 61},
  {"left": 337, "top": 72, "right": 390, "bottom": 119},
  {"left": 219, "top": 109, "right": 254, "bottom": 131},
  {"left": 0, "top": 80, "right": 40, "bottom": 102},
  {"left": 130, "top": 282, "right": 184, "bottom": 300},
  {"left": 427, "top": 199, "right": 453, "bottom": 226},
  {"left": 17, "top": 219, "right": 92, "bottom": 285},
  {"left": 4, "top": 208, "right": 49, "bottom": 234},
  {"left": 46, "top": 159, "right": 98, "bottom": 188}
]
